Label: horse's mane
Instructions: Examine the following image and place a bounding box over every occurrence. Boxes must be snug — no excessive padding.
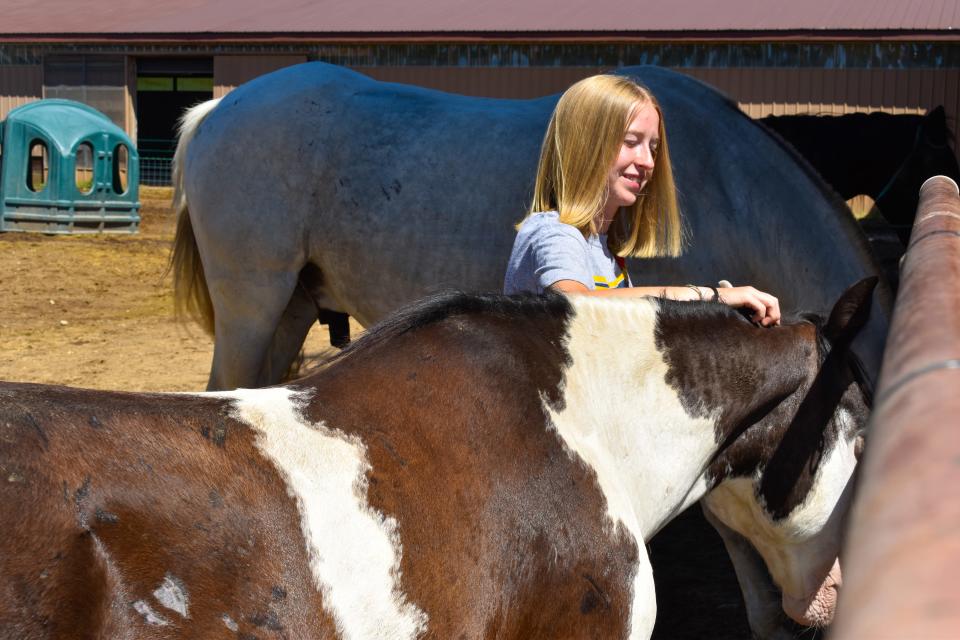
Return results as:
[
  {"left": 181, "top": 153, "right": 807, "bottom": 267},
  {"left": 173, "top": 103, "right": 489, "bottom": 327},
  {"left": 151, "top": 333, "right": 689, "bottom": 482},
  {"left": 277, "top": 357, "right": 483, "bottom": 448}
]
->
[
  {"left": 654, "top": 297, "right": 834, "bottom": 368},
  {"left": 317, "top": 290, "right": 574, "bottom": 368},
  {"left": 309, "top": 289, "right": 875, "bottom": 405}
]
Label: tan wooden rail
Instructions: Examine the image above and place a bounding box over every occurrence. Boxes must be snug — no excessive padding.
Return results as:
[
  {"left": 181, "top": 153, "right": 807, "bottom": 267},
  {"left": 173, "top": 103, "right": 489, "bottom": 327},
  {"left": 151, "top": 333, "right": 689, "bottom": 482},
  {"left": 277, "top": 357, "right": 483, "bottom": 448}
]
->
[{"left": 832, "top": 176, "right": 960, "bottom": 639}]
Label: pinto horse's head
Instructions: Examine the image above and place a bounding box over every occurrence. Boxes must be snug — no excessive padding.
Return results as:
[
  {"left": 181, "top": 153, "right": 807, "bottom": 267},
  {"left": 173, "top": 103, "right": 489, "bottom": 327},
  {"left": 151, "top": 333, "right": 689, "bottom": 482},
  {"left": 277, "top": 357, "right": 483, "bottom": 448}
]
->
[{"left": 699, "top": 278, "right": 876, "bottom": 629}]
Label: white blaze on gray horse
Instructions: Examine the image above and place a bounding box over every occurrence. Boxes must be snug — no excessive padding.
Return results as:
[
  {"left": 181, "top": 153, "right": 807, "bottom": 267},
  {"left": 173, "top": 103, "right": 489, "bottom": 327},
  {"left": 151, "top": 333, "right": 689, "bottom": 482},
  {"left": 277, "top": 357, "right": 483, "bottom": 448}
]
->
[
  {"left": 170, "top": 63, "right": 891, "bottom": 394},
  {"left": 0, "top": 280, "right": 875, "bottom": 638}
]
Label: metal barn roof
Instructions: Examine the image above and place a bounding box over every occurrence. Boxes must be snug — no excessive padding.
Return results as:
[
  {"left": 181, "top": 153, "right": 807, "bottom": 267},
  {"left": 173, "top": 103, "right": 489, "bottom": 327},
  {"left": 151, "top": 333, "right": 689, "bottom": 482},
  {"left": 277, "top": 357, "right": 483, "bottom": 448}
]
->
[{"left": 1, "top": 0, "right": 958, "bottom": 39}]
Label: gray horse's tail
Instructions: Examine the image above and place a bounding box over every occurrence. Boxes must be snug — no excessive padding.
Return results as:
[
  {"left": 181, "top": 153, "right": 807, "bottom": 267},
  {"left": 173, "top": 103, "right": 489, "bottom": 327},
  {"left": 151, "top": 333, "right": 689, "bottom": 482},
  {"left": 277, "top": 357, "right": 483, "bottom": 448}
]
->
[{"left": 169, "top": 98, "right": 222, "bottom": 335}]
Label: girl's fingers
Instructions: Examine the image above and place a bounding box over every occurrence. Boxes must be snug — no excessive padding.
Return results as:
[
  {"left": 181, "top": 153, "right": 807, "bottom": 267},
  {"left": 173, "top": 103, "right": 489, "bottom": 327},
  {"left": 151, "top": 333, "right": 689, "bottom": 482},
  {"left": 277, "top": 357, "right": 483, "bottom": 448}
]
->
[{"left": 723, "top": 287, "right": 781, "bottom": 326}]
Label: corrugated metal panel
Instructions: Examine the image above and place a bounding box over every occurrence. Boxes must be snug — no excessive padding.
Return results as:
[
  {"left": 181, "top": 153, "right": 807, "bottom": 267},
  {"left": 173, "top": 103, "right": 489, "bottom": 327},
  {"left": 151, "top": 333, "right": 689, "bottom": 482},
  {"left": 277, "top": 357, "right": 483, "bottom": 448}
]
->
[
  {"left": 352, "top": 66, "right": 605, "bottom": 99},
  {"left": 1, "top": 0, "right": 959, "bottom": 35},
  {"left": 213, "top": 55, "right": 306, "bottom": 98},
  {"left": 0, "top": 65, "right": 42, "bottom": 120}
]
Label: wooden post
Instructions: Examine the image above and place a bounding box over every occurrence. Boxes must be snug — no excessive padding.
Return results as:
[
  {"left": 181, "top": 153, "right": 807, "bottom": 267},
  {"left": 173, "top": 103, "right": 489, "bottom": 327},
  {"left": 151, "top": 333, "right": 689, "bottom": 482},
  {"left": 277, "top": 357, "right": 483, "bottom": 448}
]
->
[{"left": 832, "top": 176, "right": 960, "bottom": 639}]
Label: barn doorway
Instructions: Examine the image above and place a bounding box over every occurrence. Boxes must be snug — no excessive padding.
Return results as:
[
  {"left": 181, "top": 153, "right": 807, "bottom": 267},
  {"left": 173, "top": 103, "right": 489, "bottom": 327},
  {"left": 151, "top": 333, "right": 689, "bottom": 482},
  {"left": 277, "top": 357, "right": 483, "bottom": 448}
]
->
[{"left": 135, "top": 57, "right": 213, "bottom": 185}]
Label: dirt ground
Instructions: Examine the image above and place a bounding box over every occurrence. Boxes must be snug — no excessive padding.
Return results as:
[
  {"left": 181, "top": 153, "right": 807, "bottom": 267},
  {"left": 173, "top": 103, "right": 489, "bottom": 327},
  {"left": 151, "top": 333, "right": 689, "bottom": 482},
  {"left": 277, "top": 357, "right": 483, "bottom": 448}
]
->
[{"left": 0, "top": 186, "right": 359, "bottom": 391}]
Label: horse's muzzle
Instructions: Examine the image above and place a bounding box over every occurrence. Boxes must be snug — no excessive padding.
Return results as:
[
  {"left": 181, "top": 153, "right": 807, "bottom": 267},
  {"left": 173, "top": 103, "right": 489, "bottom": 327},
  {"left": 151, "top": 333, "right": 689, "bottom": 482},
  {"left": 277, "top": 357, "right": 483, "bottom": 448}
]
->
[{"left": 781, "top": 558, "right": 843, "bottom": 627}]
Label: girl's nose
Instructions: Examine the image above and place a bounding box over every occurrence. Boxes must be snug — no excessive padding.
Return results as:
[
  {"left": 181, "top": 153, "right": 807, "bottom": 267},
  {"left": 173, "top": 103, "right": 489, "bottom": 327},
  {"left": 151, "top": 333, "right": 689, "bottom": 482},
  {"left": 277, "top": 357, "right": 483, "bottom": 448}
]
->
[{"left": 635, "top": 145, "right": 655, "bottom": 169}]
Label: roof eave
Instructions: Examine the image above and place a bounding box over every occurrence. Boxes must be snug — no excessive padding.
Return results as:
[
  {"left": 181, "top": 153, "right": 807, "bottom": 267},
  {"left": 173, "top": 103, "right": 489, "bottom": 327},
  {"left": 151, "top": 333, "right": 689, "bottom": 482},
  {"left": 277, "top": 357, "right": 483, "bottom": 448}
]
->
[{"left": 0, "top": 29, "right": 958, "bottom": 46}]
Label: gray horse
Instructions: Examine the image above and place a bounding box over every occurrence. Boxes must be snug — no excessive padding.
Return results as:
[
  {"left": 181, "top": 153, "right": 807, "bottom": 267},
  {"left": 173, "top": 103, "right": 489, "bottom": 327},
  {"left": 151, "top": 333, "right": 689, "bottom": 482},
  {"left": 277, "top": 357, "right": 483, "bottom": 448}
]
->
[
  {"left": 172, "top": 64, "right": 891, "bottom": 639},
  {"left": 172, "top": 63, "right": 891, "bottom": 392}
]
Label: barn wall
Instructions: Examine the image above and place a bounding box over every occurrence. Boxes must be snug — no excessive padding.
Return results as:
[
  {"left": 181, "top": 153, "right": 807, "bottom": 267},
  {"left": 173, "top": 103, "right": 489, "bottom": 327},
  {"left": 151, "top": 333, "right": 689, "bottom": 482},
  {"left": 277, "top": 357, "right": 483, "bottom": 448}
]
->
[
  {"left": 352, "top": 65, "right": 960, "bottom": 157},
  {"left": 0, "top": 64, "right": 43, "bottom": 120},
  {"left": 352, "top": 66, "right": 603, "bottom": 98},
  {"left": 213, "top": 55, "right": 308, "bottom": 97},
  {"left": 6, "top": 51, "right": 960, "bottom": 161}
]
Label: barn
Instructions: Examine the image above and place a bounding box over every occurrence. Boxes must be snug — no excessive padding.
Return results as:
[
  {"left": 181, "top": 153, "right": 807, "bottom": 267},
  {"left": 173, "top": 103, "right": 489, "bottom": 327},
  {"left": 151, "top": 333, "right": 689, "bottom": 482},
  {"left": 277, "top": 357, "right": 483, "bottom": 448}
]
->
[{"left": 1, "top": 0, "right": 959, "bottom": 184}]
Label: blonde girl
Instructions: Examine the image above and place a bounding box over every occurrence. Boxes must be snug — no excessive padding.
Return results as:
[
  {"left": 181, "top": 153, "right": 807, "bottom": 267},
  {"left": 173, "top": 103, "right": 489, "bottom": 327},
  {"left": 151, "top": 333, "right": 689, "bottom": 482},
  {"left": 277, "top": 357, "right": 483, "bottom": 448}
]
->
[{"left": 503, "top": 74, "right": 780, "bottom": 325}]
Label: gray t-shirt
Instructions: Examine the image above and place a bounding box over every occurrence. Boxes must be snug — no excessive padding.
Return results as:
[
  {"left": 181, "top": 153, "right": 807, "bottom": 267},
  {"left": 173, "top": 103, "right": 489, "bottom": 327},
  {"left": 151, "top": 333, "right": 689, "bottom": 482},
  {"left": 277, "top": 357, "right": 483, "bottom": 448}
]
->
[{"left": 503, "top": 211, "right": 630, "bottom": 294}]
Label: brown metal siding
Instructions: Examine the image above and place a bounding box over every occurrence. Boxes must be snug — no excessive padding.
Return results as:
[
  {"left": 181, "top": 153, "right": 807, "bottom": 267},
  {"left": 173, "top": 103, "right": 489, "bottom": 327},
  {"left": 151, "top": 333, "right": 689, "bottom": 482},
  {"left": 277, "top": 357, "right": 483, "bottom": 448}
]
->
[
  {"left": 353, "top": 66, "right": 604, "bottom": 98},
  {"left": 0, "top": 64, "right": 42, "bottom": 120},
  {"left": 213, "top": 55, "right": 307, "bottom": 98}
]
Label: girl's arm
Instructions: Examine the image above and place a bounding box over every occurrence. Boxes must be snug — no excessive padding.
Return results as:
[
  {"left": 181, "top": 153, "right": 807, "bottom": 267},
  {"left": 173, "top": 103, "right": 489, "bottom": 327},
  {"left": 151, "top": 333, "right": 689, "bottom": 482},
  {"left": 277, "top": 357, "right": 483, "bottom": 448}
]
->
[{"left": 550, "top": 280, "right": 781, "bottom": 326}]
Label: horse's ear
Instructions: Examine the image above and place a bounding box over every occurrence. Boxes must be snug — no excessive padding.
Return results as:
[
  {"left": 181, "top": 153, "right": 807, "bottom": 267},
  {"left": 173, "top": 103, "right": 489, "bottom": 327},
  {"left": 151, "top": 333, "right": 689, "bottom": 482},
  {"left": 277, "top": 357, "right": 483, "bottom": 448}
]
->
[
  {"left": 824, "top": 277, "right": 878, "bottom": 345},
  {"left": 922, "top": 105, "right": 949, "bottom": 145}
]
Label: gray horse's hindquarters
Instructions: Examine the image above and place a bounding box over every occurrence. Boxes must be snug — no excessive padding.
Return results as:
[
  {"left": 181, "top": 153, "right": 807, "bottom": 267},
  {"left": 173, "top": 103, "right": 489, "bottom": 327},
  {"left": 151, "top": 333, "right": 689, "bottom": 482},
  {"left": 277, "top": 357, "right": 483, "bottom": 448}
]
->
[{"left": 177, "top": 62, "right": 890, "bottom": 391}]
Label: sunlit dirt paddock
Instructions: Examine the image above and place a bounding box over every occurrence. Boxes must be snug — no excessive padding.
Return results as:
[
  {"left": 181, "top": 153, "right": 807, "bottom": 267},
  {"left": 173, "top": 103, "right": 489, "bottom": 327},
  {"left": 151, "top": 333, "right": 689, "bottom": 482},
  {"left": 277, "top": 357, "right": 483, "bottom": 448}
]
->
[
  {"left": 0, "top": 186, "right": 762, "bottom": 639},
  {"left": 0, "top": 187, "right": 360, "bottom": 391}
]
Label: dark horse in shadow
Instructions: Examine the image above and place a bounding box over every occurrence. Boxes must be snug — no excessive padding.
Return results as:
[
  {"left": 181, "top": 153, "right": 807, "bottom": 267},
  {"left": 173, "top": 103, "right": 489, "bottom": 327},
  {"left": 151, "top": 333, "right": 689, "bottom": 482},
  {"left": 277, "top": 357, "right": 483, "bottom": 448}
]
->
[
  {"left": 761, "top": 109, "right": 959, "bottom": 291},
  {"left": 760, "top": 108, "right": 960, "bottom": 242}
]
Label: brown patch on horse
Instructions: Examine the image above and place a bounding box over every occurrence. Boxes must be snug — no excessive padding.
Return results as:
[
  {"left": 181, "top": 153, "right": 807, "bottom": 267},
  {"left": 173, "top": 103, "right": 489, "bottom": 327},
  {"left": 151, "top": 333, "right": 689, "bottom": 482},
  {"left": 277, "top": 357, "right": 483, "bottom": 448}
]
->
[
  {"left": 0, "top": 385, "right": 336, "bottom": 637},
  {"left": 654, "top": 278, "right": 874, "bottom": 520},
  {"left": 654, "top": 299, "right": 851, "bottom": 520}
]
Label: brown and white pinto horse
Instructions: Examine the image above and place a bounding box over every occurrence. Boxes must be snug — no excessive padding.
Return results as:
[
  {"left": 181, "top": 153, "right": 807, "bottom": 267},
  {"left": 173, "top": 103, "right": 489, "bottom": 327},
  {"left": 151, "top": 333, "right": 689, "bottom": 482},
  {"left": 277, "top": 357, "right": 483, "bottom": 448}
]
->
[{"left": 0, "top": 280, "right": 874, "bottom": 639}]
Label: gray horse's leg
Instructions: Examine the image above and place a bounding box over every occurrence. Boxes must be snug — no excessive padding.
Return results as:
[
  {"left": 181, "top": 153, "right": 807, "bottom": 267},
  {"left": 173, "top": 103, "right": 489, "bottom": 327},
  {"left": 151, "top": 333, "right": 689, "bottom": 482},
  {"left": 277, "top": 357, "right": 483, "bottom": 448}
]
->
[
  {"left": 206, "top": 269, "right": 301, "bottom": 391},
  {"left": 701, "top": 504, "right": 804, "bottom": 640},
  {"left": 262, "top": 283, "right": 328, "bottom": 384}
]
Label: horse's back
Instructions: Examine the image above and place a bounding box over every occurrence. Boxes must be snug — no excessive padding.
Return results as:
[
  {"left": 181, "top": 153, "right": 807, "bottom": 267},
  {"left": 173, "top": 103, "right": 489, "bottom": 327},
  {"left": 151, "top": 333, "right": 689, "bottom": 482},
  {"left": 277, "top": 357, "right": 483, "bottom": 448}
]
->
[
  {"left": 0, "top": 323, "right": 641, "bottom": 637},
  {"left": 182, "top": 63, "right": 551, "bottom": 321}
]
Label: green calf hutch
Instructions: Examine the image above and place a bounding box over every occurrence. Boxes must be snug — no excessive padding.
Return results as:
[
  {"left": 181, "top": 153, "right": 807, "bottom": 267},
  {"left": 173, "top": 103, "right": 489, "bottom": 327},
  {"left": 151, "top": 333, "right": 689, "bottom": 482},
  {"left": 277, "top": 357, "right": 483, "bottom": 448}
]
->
[{"left": 0, "top": 100, "right": 140, "bottom": 233}]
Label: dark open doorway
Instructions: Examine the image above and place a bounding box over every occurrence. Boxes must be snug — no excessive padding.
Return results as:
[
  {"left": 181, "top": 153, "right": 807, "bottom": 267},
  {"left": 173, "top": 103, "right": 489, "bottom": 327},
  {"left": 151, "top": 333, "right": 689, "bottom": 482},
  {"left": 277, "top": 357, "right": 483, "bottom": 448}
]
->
[{"left": 136, "top": 57, "right": 213, "bottom": 185}]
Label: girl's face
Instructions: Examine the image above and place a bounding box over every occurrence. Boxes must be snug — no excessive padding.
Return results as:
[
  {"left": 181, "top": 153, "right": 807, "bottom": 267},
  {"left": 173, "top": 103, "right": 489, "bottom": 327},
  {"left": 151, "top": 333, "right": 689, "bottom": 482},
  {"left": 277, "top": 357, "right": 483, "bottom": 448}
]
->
[{"left": 600, "top": 102, "right": 660, "bottom": 230}]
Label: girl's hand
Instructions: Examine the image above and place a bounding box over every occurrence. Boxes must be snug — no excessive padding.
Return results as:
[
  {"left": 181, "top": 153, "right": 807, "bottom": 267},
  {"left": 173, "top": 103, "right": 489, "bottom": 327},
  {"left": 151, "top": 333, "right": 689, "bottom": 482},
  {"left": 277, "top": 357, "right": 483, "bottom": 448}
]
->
[{"left": 716, "top": 285, "right": 781, "bottom": 326}]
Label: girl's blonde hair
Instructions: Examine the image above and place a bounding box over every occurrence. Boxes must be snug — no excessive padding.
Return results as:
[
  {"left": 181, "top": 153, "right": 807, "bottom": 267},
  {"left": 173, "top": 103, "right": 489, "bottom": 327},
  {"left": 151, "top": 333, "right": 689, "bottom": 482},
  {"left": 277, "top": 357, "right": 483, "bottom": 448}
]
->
[{"left": 525, "top": 74, "right": 684, "bottom": 258}]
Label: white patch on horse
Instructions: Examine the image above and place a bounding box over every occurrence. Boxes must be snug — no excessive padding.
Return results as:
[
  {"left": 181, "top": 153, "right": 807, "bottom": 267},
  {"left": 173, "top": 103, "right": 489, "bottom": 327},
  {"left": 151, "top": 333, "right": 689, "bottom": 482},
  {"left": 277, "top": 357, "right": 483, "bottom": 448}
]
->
[
  {"left": 218, "top": 387, "right": 428, "bottom": 640},
  {"left": 133, "top": 599, "right": 170, "bottom": 626},
  {"left": 152, "top": 573, "right": 189, "bottom": 618},
  {"left": 547, "top": 297, "right": 719, "bottom": 639},
  {"left": 704, "top": 434, "right": 857, "bottom": 601},
  {"left": 222, "top": 614, "right": 239, "bottom": 632}
]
